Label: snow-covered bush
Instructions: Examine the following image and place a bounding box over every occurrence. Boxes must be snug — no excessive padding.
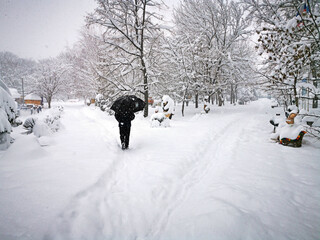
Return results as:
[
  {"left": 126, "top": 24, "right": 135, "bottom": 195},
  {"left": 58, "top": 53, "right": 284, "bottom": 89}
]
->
[
  {"left": 150, "top": 106, "right": 170, "bottom": 127},
  {"left": 95, "top": 94, "right": 113, "bottom": 114},
  {"left": 0, "top": 109, "right": 12, "bottom": 149},
  {"left": 0, "top": 109, "right": 12, "bottom": 133},
  {"left": 23, "top": 117, "right": 37, "bottom": 134},
  {"left": 238, "top": 88, "right": 256, "bottom": 105},
  {"left": 33, "top": 120, "right": 52, "bottom": 138},
  {"left": 12, "top": 118, "right": 22, "bottom": 127},
  {"left": 24, "top": 106, "right": 64, "bottom": 139},
  {"left": 0, "top": 81, "right": 17, "bottom": 150},
  {"left": 100, "top": 99, "right": 110, "bottom": 112},
  {"left": 0, "top": 85, "right": 16, "bottom": 124},
  {"left": 43, "top": 109, "right": 62, "bottom": 133},
  {"left": 56, "top": 105, "right": 64, "bottom": 112},
  {"left": 95, "top": 94, "right": 103, "bottom": 107},
  {"left": 150, "top": 112, "right": 170, "bottom": 128}
]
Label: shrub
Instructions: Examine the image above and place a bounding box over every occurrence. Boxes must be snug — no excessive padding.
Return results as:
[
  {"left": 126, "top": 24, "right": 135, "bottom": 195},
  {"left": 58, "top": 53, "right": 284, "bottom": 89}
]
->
[{"left": 23, "top": 117, "right": 37, "bottom": 134}]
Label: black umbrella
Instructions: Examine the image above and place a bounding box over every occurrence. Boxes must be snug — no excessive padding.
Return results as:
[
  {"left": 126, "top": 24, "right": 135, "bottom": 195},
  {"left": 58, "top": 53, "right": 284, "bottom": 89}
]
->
[{"left": 110, "top": 95, "right": 146, "bottom": 113}]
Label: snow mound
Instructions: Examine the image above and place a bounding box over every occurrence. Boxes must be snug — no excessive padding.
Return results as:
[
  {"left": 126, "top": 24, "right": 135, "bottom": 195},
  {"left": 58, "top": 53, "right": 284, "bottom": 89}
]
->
[
  {"left": 162, "top": 95, "right": 175, "bottom": 115},
  {"left": 0, "top": 109, "right": 11, "bottom": 133},
  {"left": 279, "top": 123, "right": 305, "bottom": 139},
  {"left": 23, "top": 106, "right": 64, "bottom": 145},
  {"left": 150, "top": 113, "right": 170, "bottom": 127},
  {"left": 0, "top": 81, "right": 17, "bottom": 149},
  {"left": 37, "top": 136, "right": 54, "bottom": 146},
  {"left": 33, "top": 121, "right": 52, "bottom": 137}
]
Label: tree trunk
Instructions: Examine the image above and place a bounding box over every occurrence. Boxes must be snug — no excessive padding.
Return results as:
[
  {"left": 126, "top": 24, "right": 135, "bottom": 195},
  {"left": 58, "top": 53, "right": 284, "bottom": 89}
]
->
[
  {"left": 230, "top": 83, "right": 234, "bottom": 104},
  {"left": 217, "top": 89, "right": 223, "bottom": 106},
  {"left": 311, "top": 58, "right": 318, "bottom": 108},
  {"left": 235, "top": 84, "right": 238, "bottom": 103},
  {"left": 142, "top": 65, "right": 148, "bottom": 117},
  {"left": 140, "top": 0, "right": 148, "bottom": 117},
  {"left": 182, "top": 100, "right": 185, "bottom": 117},
  {"left": 47, "top": 96, "right": 52, "bottom": 109},
  {"left": 195, "top": 92, "right": 199, "bottom": 108},
  {"left": 182, "top": 88, "right": 188, "bottom": 117},
  {"left": 293, "top": 77, "right": 299, "bottom": 108}
]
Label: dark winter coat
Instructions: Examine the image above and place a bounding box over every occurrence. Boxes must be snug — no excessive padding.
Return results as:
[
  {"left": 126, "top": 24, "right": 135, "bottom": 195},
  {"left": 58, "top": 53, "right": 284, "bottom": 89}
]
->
[
  {"left": 115, "top": 111, "right": 135, "bottom": 124},
  {"left": 115, "top": 111, "right": 135, "bottom": 149}
]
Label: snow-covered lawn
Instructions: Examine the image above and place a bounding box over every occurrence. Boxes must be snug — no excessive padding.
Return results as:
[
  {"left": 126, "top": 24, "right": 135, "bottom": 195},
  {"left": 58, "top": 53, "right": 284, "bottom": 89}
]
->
[{"left": 0, "top": 99, "right": 319, "bottom": 240}]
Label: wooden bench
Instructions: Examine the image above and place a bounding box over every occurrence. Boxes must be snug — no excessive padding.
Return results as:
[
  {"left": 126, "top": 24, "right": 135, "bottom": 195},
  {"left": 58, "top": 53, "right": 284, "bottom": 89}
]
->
[{"left": 280, "top": 131, "right": 307, "bottom": 147}]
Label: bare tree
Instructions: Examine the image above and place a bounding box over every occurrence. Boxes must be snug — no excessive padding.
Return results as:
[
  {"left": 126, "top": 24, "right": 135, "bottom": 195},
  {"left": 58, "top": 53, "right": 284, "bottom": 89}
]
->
[
  {"left": 61, "top": 30, "right": 105, "bottom": 101},
  {"left": 30, "top": 58, "right": 68, "bottom": 108},
  {"left": 86, "top": 0, "right": 163, "bottom": 117},
  {"left": 173, "top": 0, "right": 253, "bottom": 106}
]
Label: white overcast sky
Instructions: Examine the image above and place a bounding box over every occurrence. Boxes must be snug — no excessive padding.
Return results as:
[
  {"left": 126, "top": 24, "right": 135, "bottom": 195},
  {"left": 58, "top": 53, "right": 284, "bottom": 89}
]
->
[{"left": 0, "top": 0, "right": 179, "bottom": 60}]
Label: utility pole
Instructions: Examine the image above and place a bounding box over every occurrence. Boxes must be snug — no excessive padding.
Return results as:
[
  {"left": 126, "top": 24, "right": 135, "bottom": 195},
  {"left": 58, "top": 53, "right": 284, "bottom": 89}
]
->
[{"left": 21, "top": 77, "right": 25, "bottom": 106}]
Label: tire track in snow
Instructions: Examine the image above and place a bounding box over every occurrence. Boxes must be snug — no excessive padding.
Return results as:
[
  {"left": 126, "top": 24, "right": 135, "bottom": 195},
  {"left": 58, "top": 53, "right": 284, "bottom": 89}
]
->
[
  {"left": 145, "top": 112, "right": 250, "bottom": 240},
  {"left": 46, "top": 157, "right": 131, "bottom": 240},
  {"left": 48, "top": 108, "right": 253, "bottom": 240},
  {"left": 47, "top": 106, "right": 174, "bottom": 240},
  {"left": 45, "top": 106, "right": 132, "bottom": 240},
  {"left": 149, "top": 105, "right": 273, "bottom": 240}
]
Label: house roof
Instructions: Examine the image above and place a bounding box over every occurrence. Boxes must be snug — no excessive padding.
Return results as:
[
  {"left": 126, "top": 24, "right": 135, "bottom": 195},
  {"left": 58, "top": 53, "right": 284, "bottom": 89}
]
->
[
  {"left": 25, "top": 93, "right": 41, "bottom": 101},
  {"left": 9, "top": 88, "right": 21, "bottom": 99}
]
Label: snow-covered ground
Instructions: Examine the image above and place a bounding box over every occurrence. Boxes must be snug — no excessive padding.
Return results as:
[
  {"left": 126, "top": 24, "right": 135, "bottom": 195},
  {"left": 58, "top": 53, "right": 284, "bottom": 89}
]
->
[{"left": 0, "top": 99, "right": 319, "bottom": 240}]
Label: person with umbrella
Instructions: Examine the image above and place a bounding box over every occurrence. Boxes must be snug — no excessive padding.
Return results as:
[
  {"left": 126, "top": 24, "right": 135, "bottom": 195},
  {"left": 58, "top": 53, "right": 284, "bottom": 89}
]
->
[{"left": 111, "top": 95, "right": 145, "bottom": 150}]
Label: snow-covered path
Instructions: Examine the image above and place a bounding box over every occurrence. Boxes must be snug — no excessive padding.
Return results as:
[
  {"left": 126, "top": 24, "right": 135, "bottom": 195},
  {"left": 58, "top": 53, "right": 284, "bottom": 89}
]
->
[
  {"left": 1, "top": 99, "right": 320, "bottom": 240},
  {"left": 49, "top": 108, "right": 249, "bottom": 240}
]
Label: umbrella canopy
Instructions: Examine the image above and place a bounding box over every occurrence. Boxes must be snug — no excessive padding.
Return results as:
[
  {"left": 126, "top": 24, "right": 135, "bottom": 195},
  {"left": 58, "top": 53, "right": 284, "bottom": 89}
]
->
[{"left": 110, "top": 95, "right": 145, "bottom": 113}]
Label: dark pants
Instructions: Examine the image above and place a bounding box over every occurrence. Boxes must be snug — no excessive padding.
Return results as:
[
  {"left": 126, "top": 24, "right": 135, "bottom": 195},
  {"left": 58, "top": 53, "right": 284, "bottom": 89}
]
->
[{"left": 119, "top": 122, "right": 131, "bottom": 148}]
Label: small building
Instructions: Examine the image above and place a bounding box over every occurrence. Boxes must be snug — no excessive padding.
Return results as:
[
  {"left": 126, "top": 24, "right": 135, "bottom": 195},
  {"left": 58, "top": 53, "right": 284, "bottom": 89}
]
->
[{"left": 24, "top": 93, "right": 42, "bottom": 106}]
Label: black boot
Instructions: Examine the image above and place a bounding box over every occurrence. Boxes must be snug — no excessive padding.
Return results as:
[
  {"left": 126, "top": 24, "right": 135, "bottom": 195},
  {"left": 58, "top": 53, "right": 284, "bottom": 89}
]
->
[
  {"left": 125, "top": 135, "right": 129, "bottom": 149},
  {"left": 122, "top": 136, "right": 128, "bottom": 150}
]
